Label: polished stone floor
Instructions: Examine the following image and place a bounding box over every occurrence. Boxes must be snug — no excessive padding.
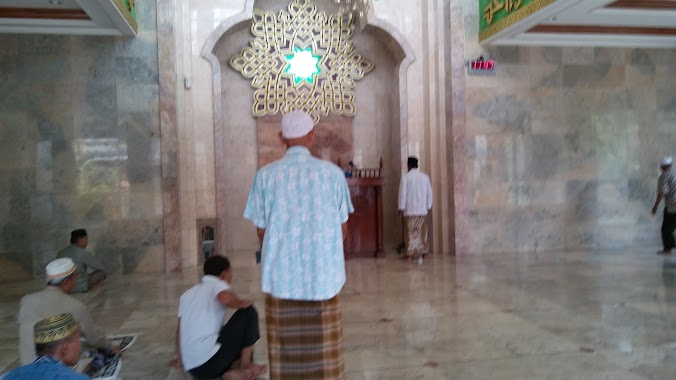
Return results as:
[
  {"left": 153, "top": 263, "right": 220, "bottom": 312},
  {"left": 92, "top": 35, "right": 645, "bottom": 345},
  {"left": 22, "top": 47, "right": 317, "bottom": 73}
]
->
[{"left": 1, "top": 250, "right": 675, "bottom": 379}]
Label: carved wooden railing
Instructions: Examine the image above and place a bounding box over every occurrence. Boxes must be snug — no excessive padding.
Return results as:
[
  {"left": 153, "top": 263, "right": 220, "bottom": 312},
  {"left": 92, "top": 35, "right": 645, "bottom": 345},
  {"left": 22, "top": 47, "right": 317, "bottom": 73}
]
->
[{"left": 339, "top": 157, "right": 383, "bottom": 178}]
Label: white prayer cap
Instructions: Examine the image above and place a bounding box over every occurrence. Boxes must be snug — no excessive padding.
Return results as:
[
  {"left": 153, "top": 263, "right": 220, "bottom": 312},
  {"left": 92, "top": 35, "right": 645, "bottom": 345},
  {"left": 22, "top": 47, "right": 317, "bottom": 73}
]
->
[
  {"left": 661, "top": 156, "right": 673, "bottom": 166},
  {"left": 281, "top": 110, "right": 314, "bottom": 139},
  {"left": 46, "top": 258, "right": 76, "bottom": 280}
]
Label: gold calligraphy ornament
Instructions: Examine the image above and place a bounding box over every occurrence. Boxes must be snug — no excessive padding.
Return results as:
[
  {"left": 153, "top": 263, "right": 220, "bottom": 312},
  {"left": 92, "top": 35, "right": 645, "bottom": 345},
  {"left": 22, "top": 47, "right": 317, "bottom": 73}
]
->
[
  {"left": 505, "top": 0, "right": 523, "bottom": 12},
  {"left": 230, "top": 0, "right": 374, "bottom": 123},
  {"left": 483, "top": 0, "right": 523, "bottom": 25}
]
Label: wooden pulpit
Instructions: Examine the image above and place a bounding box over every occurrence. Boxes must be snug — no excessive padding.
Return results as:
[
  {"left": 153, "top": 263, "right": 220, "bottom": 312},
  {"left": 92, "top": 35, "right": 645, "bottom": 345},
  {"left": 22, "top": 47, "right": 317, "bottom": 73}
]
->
[{"left": 343, "top": 160, "right": 384, "bottom": 259}]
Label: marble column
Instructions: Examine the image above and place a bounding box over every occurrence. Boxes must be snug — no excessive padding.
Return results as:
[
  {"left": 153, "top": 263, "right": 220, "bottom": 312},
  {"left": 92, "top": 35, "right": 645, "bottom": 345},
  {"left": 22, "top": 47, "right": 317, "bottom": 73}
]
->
[
  {"left": 445, "top": 0, "right": 469, "bottom": 255},
  {"left": 157, "top": 0, "right": 182, "bottom": 272}
]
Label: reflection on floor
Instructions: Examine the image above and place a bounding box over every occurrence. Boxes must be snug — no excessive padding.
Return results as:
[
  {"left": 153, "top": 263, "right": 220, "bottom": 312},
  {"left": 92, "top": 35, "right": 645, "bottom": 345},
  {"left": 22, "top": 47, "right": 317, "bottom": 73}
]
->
[{"left": 1, "top": 250, "right": 675, "bottom": 379}]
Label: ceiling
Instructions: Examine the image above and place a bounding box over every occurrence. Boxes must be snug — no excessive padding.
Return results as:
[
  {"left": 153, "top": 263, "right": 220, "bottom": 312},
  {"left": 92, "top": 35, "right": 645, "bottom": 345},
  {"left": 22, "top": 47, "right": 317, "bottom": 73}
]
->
[
  {"left": 0, "top": 0, "right": 136, "bottom": 36},
  {"left": 483, "top": 0, "right": 676, "bottom": 48},
  {"left": 0, "top": 0, "right": 81, "bottom": 8}
]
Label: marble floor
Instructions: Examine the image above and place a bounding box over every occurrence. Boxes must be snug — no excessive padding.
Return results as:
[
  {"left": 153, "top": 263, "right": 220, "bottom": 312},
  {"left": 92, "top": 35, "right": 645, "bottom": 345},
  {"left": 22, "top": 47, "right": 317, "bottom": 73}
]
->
[{"left": 1, "top": 250, "right": 675, "bottom": 379}]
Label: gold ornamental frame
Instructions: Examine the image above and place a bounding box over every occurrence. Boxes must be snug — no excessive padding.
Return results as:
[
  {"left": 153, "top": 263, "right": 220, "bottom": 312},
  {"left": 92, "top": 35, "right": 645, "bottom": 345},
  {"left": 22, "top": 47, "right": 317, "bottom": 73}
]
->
[{"left": 230, "top": 0, "right": 374, "bottom": 123}]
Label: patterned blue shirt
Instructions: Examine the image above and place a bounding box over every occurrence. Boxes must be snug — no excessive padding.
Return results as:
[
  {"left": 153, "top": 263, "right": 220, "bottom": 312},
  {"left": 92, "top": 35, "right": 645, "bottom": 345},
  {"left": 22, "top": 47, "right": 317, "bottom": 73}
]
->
[
  {"left": 1, "top": 356, "right": 90, "bottom": 380},
  {"left": 244, "top": 146, "right": 354, "bottom": 301},
  {"left": 660, "top": 167, "right": 676, "bottom": 213}
]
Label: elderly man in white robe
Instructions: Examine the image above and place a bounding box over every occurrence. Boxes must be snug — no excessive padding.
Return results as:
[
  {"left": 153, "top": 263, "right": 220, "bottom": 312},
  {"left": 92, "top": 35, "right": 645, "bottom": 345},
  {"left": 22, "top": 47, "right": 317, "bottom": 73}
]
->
[{"left": 398, "top": 156, "right": 433, "bottom": 261}]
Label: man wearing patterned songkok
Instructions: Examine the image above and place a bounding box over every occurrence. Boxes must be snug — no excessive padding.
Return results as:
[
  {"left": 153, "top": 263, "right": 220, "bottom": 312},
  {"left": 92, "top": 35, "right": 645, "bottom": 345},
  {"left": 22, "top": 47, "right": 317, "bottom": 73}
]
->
[
  {"left": 244, "top": 110, "right": 354, "bottom": 380},
  {"left": 1, "top": 313, "right": 89, "bottom": 379},
  {"left": 398, "top": 156, "right": 433, "bottom": 261},
  {"left": 57, "top": 229, "right": 108, "bottom": 293},
  {"left": 652, "top": 156, "right": 676, "bottom": 255},
  {"left": 17, "top": 258, "right": 118, "bottom": 365}
]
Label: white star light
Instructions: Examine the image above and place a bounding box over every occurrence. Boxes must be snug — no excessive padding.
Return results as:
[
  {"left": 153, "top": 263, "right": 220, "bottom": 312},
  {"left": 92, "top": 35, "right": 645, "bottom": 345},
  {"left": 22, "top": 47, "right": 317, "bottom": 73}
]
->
[{"left": 285, "top": 48, "right": 320, "bottom": 83}]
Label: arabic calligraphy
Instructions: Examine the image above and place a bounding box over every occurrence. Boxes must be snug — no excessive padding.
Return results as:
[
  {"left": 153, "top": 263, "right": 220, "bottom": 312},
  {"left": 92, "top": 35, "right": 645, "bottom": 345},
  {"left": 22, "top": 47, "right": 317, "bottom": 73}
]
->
[{"left": 483, "top": 0, "right": 524, "bottom": 25}]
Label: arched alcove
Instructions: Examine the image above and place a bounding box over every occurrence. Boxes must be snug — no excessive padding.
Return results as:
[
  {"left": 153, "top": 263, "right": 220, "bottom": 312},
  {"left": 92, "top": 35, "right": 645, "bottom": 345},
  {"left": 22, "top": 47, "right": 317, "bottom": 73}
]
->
[{"left": 202, "top": 0, "right": 415, "bottom": 253}]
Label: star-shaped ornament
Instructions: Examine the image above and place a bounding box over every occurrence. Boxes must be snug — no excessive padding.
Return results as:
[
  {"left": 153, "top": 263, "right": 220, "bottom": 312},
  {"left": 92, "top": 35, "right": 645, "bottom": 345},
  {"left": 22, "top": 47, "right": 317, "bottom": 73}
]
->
[{"left": 285, "top": 47, "right": 321, "bottom": 84}]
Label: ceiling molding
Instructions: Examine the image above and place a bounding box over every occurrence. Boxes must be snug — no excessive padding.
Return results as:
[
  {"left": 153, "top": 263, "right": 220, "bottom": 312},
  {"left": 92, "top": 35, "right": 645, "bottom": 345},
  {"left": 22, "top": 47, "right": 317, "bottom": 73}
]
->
[
  {"left": 606, "top": 0, "right": 676, "bottom": 10},
  {"left": 0, "top": 0, "right": 136, "bottom": 36},
  {"left": 501, "top": 33, "right": 676, "bottom": 48},
  {"left": 0, "top": 7, "right": 89, "bottom": 20},
  {"left": 529, "top": 25, "right": 676, "bottom": 36},
  {"left": 482, "top": 0, "right": 676, "bottom": 48}
]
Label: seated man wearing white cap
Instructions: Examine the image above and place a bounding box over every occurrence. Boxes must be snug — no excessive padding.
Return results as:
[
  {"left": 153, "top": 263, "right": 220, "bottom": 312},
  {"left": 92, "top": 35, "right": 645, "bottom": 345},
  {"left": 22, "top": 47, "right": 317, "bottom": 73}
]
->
[
  {"left": 17, "top": 258, "right": 119, "bottom": 365},
  {"left": 2, "top": 313, "right": 89, "bottom": 380},
  {"left": 652, "top": 156, "right": 676, "bottom": 255}
]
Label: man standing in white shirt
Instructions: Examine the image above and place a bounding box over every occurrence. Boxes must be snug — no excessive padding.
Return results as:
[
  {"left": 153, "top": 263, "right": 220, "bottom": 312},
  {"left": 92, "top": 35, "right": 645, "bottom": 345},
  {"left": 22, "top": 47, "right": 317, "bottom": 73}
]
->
[
  {"left": 398, "top": 156, "right": 433, "bottom": 261},
  {"left": 172, "top": 256, "right": 266, "bottom": 380}
]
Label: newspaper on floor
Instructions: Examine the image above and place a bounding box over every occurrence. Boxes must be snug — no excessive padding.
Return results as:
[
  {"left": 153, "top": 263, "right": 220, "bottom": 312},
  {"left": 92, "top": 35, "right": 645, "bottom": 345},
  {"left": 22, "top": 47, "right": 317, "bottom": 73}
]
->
[
  {"left": 107, "top": 334, "right": 138, "bottom": 352},
  {"left": 76, "top": 333, "right": 139, "bottom": 380}
]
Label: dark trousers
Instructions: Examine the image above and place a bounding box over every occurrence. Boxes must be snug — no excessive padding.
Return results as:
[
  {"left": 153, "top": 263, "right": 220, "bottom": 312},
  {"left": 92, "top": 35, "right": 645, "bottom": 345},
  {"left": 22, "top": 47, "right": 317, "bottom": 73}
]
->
[
  {"left": 662, "top": 209, "right": 676, "bottom": 251},
  {"left": 87, "top": 270, "right": 107, "bottom": 289},
  {"left": 189, "top": 306, "right": 260, "bottom": 379}
]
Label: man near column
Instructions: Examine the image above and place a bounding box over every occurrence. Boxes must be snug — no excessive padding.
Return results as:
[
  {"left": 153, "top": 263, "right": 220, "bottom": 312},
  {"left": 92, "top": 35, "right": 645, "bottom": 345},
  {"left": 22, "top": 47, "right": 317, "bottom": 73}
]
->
[
  {"left": 398, "top": 156, "right": 433, "bottom": 261},
  {"left": 244, "top": 110, "right": 354, "bottom": 380},
  {"left": 171, "top": 256, "right": 265, "bottom": 380},
  {"left": 652, "top": 156, "right": 676, "bottom": 255},
  {"left": 57, "top": 229, "right": 107, "bottom": 293},
  {"left": 2, "top": 314, "right": 89, "bottom": 380},
  {"left": 17, "top": 258, "right": 118, "bottom": 364}
]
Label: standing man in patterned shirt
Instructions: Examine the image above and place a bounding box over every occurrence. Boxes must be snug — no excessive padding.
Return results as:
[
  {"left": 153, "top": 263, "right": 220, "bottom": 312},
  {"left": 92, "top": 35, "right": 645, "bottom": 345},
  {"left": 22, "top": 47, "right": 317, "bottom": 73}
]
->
[
  {"left": 244, "top": 110, "right": 354, "bottom": 380},
  {"left": 652, "top": 156, "right": 676, "bottom": 255}
]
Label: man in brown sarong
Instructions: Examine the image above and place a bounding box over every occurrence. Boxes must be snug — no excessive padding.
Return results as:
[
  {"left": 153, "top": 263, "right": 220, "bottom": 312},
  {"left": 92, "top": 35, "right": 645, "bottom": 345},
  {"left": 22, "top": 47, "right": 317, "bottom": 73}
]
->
[
  {"left": 398, "top": 156, "right": 433, "bottom": 260},
  {"left": 244, "top": 110, "right": 354, "bottom": 380}
]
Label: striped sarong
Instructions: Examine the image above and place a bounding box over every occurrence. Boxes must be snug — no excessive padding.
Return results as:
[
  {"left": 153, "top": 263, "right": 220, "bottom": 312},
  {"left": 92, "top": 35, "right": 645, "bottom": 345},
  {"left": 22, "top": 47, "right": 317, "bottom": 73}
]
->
[
  {"left": 265, "top": 295, "right": 344, "bottom": 380},
  {"left": 404, "top": 215, "right": 429, "bottom": 257}
]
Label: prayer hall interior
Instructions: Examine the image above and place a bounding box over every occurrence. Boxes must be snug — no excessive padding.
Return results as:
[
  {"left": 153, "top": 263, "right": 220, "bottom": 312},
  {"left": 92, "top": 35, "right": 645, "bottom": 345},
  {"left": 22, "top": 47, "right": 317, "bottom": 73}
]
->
[{"left": 0, "top": 0, "right": 675, "bottom": 379}]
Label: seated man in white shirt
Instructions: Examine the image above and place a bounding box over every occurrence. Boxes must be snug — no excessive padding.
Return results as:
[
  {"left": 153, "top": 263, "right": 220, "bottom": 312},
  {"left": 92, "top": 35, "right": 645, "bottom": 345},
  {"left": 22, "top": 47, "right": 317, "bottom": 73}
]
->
[{"left": 172, "top": 256, "right": 266, "bottom": 380}]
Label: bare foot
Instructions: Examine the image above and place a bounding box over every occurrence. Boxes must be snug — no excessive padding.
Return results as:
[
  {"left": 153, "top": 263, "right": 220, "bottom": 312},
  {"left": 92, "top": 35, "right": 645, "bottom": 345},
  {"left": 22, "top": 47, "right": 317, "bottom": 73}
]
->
[
  {"left": 243, "top": 363, "right": 267, "bottom": 378},
  {"left": 222, "top": 365, "right": 266, "bottom": 380},
  {"left": 168, "top": 357, "right": 182, "bottom": 369},
  {"left": 657, "top": 250, "right": 672, "bottom": 256}
]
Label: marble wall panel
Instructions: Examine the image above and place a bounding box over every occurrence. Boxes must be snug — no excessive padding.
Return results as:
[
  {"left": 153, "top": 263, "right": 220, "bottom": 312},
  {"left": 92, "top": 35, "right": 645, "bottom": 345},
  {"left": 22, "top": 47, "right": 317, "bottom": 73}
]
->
[
  {"left": 461, "top": 0, "right": 672, "bottom": 254},
  {"left": 562, "top": 47, "right": 595, "bottom": 65},
  {"left": 0, "top": 2, "right": 164, "bottom": 281},
  {"left": 656, "top": 64, "right": 676, "bottom": 90},
  {"left": 256, "top": 114, "right": 354, "bottom": 169},
  {"left": 595, "top": 48, "right": 628, "bottom": 64}
]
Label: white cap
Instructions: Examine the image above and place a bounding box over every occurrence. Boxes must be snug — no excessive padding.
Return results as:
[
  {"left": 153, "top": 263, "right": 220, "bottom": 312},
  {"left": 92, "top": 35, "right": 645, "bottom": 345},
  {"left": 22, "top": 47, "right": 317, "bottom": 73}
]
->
[
  {"left": 661, "top": 156, "right": 673, "bottom": 166},
  {"left": 46, "top": 258, "right": 76, "bottom": 280},
  {"left": 281, "top": 110, "right": 314, "bottom": 139}
]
